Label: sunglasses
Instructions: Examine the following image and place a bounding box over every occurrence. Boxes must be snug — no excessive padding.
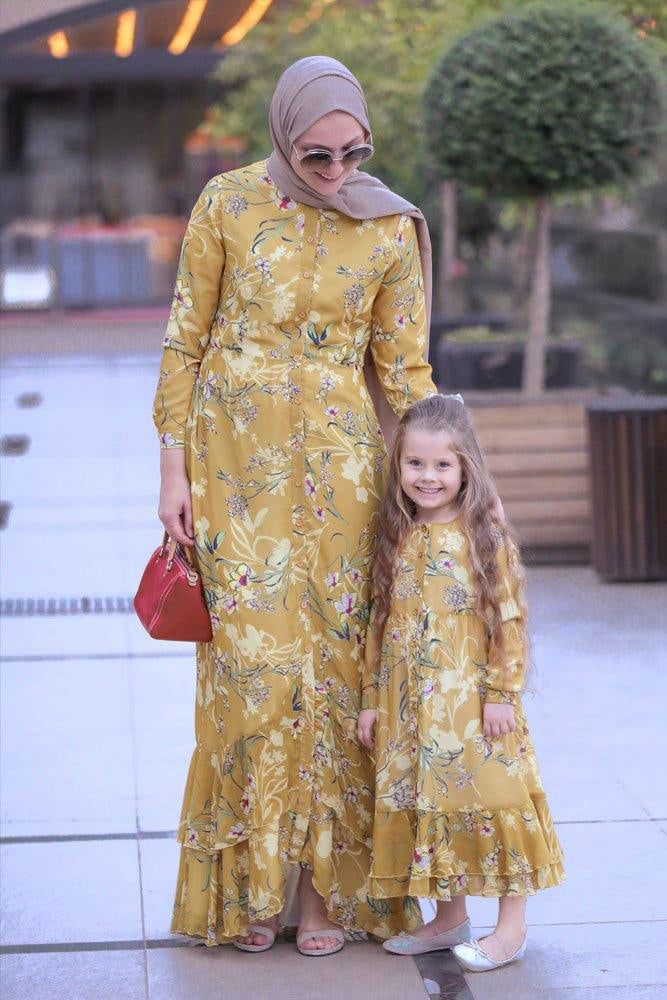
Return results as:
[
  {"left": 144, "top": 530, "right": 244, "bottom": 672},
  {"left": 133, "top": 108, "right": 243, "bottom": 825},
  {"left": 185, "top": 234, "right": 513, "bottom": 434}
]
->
[{"left": 291, "top": 142, "right": 374, "bottom": 169}]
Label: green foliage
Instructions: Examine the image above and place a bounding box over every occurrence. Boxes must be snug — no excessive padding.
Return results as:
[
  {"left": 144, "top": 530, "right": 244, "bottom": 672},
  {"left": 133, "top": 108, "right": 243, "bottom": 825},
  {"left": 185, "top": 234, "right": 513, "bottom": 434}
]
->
[
  {"left": 446, "top": 326, "right": 525, "bottom": 341},
  {"left": 591, "top": 322, "right": 667, "bottom": 391},
  {"left": 204, "top": 0, "right": 482, "bottom": 205},
  {"left": 423, "top": 2, "right": 665, "bottom": 197},
  {"left": 203, "top": 0, "right": 665, "bottom": 209}
]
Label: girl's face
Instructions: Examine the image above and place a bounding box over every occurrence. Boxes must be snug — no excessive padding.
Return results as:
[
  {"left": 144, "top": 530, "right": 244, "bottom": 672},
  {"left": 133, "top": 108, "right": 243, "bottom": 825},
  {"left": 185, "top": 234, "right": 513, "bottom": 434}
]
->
[
  {"left": 290, "top": 110, "right": 366, "bottom": 197},
  {"left": 400, "top": 428, "right": 464, "bottom": 522}
]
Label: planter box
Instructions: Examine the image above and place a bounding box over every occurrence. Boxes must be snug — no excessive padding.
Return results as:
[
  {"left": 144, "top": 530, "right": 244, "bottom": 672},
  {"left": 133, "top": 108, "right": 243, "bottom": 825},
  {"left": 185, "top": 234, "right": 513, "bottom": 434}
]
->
[
  {"left": 464, "top": 394, "right": 595, "bottom": 561},
  {"left": 434, "top": 339, "right": 582, "bottom": 391}
]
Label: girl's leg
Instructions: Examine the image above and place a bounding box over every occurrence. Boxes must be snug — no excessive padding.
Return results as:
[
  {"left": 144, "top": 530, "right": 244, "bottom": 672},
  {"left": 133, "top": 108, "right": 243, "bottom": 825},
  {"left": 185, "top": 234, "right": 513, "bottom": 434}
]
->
[
  {"left": 477, "top": 895, "right": 527, "bottom": 960},
  {"left": 409, "top": 895, "right": 468, "bottom": 938}
]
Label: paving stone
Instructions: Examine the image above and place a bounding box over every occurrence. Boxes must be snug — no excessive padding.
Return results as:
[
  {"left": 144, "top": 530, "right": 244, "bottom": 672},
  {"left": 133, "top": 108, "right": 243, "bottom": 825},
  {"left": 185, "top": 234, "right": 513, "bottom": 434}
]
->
[
  {"left": 0, "top": 950, "right": 146, "bottom": 1000},
  {"left": 1, "top": 840, "right": 143, "bottom": 945}
]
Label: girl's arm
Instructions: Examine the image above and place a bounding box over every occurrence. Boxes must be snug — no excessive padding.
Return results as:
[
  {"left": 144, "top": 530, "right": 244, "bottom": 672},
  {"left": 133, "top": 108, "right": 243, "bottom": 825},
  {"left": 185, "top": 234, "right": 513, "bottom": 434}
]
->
[
  {"left": 484, "top": 533, "right": 526, "bottom": 705},
  {"left": 360, "top": 601, "right": 383, "bottom": 712},
  {"left": 358, "top": 608, "right": 380, "bottom": 749}
]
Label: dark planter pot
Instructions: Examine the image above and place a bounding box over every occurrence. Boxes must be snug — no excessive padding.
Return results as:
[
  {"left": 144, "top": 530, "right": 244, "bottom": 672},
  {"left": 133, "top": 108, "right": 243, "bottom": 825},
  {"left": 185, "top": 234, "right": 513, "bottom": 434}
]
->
[
  {"left": 588, "top": 397, "right": 667, "bottom": 581},
  {"left": 433, "top": 339, "right": 582, "bottom": 391}
]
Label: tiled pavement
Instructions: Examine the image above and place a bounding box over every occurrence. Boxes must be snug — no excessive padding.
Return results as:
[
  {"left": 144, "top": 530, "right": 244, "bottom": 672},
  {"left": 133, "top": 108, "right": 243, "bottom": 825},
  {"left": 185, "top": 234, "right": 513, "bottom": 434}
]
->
[{"left": 1, "top": 346, "right": 666, "bottom": 999}]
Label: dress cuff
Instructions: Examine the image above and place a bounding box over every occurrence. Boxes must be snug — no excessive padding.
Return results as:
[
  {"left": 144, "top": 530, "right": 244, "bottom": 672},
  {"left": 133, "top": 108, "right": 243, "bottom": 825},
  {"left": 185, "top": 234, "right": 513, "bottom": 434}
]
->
[
  {"left": 483, "top": 687, "right": 518, "bottom": 706},
  {"left": 158, "top": 432, "right": 186, "bottom": 449},
  {"left": 361, "top": 686, "right": 377, "bottom": 711}
]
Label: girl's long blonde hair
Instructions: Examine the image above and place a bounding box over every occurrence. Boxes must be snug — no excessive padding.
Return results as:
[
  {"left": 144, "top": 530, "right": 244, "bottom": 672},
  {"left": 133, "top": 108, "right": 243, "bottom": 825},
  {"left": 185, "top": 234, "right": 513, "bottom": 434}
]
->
[{"left": 371, "top": 394, "right": 527, "bottom": 677}]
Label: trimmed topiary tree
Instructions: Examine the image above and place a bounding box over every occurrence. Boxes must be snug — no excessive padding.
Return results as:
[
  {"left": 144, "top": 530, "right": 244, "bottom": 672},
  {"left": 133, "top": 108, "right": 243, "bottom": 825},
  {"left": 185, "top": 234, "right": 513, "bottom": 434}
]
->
[{"left": 424, "top": 2, "right": 665, "bottom": 395}]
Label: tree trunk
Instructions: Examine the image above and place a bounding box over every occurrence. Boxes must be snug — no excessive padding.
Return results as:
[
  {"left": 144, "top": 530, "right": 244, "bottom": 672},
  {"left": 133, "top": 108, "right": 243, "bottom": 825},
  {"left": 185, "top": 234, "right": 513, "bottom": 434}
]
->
[
  {"left": 522, "top": 196, "right": 552, "bottom": 396},
  {"left": 437, "top": 179, "right": 457, "bottom": 316},
  {"left": 511, "top": 209, "right": 534, "bottom": 323}
]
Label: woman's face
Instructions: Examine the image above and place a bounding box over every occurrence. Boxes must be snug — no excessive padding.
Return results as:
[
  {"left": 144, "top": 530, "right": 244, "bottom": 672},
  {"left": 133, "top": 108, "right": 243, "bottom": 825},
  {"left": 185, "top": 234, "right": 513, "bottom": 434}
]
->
[{"left": 290, "top": 110, "right": 366, "bottom": 197}]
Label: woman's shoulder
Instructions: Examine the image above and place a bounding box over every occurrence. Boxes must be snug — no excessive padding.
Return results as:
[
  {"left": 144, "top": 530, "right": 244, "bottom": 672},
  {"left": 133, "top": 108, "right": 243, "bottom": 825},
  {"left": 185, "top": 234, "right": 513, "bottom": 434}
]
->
[
  {"left": 199, "top": 160, "right": 274, "bottom": 197},
  {"left": 375, "top": 211, "right": 418, "bottom": 266},
  {"left": 373, "top": 210, "right": 416, "bottom": 238}
]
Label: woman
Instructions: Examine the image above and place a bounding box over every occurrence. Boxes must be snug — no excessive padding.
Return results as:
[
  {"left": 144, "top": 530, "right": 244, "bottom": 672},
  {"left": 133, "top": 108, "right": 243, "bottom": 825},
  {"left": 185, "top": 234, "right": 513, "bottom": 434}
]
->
[{"left": 153, "top": 56, "right": 437, "bottom": 954}]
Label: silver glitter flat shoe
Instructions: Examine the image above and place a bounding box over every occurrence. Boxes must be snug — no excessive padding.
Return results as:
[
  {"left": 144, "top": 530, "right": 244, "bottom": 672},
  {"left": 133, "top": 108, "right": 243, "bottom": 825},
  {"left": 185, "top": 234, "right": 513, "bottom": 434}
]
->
[
  {"left": 452, "top": 935, "right": 527, "bottom": 972},
  {"left": 382, "top": 918, "right": 472, "bottom": 955}
]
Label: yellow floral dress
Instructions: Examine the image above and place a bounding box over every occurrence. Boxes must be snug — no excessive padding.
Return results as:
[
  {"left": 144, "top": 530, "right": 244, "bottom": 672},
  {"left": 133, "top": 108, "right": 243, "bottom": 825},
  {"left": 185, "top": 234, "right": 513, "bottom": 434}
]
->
[
  {"left": 152, "top": 160, "right": 436, "bottom": 943},
  {"left": 361, "top": 518, "right": 565, "bottom": 900}
]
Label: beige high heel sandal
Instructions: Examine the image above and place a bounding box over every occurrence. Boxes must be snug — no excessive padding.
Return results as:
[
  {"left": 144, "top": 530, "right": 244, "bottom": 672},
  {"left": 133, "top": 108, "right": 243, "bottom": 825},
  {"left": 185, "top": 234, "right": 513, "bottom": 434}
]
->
[
  {"left": 296, "top": 928, "right": 345, "bottom": 956},
  {"left": 233, "top": 924, "right": 277, "bottom": 953}
]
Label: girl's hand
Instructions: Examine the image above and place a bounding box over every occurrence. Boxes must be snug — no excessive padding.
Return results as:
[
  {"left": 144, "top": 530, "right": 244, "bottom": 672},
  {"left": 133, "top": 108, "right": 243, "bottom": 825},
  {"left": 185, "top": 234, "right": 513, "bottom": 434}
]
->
[
  {"left": 357, "top": 709, "right": 377, "bottom": 750},
  {"left": 158, "top": 449, "right": 194, "bottom": 547},
  {"left": 483, "top": 702, "right": 516, "bottom": 739}
]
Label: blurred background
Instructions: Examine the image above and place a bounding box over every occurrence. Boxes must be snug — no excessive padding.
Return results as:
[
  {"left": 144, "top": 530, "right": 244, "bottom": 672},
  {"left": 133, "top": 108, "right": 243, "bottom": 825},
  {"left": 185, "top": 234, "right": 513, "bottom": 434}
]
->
[
  {"left": 1, "top": 0, "right": 665, "bottom": 565},
  {"left": 1, "top": 1, "right": 665, "bottom": 344},
  {"left": 1, "top": 5, "right": 666, "bottom": 999}
]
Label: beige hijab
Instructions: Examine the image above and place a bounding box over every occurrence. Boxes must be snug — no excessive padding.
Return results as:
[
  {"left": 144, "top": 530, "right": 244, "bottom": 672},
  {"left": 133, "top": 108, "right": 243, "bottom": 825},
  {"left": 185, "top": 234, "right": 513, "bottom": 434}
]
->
[{"left": 266, "top": 55, "right": 432, "bottom": 326}]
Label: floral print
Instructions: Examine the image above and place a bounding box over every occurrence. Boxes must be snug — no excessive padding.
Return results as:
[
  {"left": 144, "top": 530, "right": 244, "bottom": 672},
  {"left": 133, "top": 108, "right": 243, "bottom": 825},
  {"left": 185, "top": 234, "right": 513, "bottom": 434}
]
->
[
  {"left": 362, "top": 518, "right": 565, "bottom": 900},
  {"left": 152, "top": 161, "right": 435, "bottom": 943}
]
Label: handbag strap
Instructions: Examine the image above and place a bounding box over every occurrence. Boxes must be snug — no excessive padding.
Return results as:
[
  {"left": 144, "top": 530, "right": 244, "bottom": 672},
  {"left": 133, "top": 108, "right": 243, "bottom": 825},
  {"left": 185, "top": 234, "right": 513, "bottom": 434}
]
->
[{"left": 161, "top": 531, "right": 198, "bottom": 581}]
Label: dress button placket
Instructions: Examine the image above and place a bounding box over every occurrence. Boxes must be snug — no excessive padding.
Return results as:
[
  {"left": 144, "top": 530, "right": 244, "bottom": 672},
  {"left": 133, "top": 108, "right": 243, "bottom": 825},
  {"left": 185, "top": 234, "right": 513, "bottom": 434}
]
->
[
  {"left": 290, "top": 210, "right": 317, "bottom": 534},
  {"left": 290, "top": 206, "right": 319, "bottom": 853}
]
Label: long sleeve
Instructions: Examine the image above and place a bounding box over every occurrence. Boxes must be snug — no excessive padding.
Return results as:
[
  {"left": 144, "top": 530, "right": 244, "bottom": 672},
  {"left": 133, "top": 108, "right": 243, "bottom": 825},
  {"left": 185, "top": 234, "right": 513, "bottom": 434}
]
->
[
  {"left": 152, "top": 180, "right": 226, "bottom": 448},
  {"left": 484, "top": 533, "right": 526, "bottom": 704},
  {"left": 361, "top": 600, "right": 383, "bottom": 711},
  {"left": 369, "top": 214, "right": 436, "bottom": 419}
]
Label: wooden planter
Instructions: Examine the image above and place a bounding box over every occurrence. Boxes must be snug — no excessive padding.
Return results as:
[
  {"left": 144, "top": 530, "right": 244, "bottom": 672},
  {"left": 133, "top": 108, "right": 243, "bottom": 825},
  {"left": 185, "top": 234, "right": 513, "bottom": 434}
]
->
[{"left": 466, "top": 392, "right": 593, "bottom": 561}]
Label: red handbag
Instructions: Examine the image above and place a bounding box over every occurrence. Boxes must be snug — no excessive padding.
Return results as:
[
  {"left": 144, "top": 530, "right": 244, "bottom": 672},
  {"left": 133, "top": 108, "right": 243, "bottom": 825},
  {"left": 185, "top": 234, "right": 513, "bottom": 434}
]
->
[{"left": 133, "top": 532, "right": 213, "bottom": 641}]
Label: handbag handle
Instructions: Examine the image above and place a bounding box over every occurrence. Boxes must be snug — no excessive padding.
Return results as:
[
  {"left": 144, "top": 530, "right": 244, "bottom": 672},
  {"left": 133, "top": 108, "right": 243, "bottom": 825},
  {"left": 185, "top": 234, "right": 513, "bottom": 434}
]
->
[{"left": 160, "top": 531, "right": 198, "bottom": 583}]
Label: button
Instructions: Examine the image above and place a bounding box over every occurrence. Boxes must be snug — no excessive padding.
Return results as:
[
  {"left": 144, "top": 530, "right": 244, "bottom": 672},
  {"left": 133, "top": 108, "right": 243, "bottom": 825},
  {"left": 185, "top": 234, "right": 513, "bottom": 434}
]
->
[
  {"left": 296, "top": 311, "right": 306, "bottom": 321},
  {"left": 303, "top": 271, "right": 311, "bottom": 279},
  {"left": 306, "top": 236, "right": 314, "bottom": 244}
]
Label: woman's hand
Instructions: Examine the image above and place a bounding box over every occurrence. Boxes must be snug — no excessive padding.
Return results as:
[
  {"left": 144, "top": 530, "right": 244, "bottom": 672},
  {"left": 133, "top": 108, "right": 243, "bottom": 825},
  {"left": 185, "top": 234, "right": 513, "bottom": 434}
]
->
[
  {"left": 357, "top": 709, "right": 378, "bottom": 750},
  {"left": 158, "top": 448, "right": 194, "bottom": 547},
  {"left": 483, "top": 702, "right": 516, "bottom": 739},
  {"left": 492, "top": 494, "right": 506, "bottom": 524}
]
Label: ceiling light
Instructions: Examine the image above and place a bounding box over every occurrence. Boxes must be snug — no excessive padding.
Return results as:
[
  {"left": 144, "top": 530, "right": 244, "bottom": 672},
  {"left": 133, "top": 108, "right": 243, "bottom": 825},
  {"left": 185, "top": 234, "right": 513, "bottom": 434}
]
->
[
  {"left": 47, "top": 32, "right": 69, "bottom": 58},
  {"left": 115, "top": 10, "right": 137, "bottom": 57},
  {"left": 222, "top": 0, "right": 275, "bottom": 47},
  {"left": 169, "top": 0, "right": 207, "bottom": 55}
]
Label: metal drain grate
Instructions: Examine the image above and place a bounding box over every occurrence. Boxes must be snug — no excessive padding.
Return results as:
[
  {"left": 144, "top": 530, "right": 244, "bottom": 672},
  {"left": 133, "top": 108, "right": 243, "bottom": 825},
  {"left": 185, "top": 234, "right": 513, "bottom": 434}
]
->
[
  {"left": 1, "top": 435, "right": 30, "bottom": 456},
  {"left": 1, "top": 596, "right": 135, "bottom": 618},
  {"left": 16, "top": 392, "right": 43, "bottom": 409},
  {"left": 0, "top": 502, "right": 11, "bottom": 530}
]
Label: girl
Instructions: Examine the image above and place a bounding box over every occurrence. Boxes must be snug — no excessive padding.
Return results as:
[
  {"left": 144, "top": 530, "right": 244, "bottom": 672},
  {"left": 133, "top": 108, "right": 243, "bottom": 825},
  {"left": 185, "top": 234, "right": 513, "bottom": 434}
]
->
[{"left": 357, "top": 394, "right": 564, "bottom": 972}]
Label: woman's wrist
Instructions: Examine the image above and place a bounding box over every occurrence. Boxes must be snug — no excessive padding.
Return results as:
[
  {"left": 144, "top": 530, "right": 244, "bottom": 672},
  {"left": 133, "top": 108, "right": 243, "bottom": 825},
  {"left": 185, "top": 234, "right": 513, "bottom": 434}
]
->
[{"left": 160, "top": 447, "right": 187, "bottom": 477}]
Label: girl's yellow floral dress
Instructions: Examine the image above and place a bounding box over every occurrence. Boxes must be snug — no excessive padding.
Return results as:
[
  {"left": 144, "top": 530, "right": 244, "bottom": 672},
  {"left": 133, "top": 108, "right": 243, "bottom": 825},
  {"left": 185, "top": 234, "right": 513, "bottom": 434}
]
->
[
  {"left": 152, "top": 160, "right": 436, "bottom": 943},
  {"left": 362, "top": 518, "right": 565, "bottom": 900}
]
